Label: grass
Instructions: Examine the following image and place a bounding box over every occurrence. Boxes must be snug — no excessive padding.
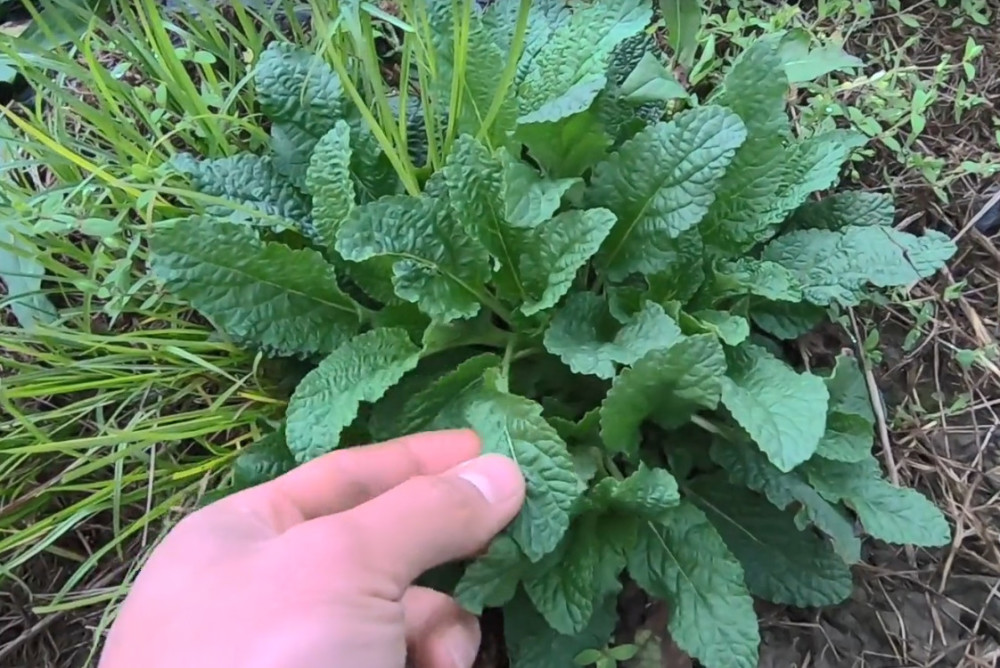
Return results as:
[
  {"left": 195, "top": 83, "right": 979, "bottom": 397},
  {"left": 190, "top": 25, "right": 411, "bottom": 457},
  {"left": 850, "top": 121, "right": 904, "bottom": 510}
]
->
[{"left": 1, "top": 0, "right": 998, "bottom": 666}]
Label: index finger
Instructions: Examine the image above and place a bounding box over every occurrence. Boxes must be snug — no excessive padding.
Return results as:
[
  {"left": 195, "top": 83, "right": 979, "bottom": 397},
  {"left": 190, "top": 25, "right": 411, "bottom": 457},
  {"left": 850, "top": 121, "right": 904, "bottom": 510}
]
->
[{"left": 237, "top": 429, "right": 482, "bottom": 528}]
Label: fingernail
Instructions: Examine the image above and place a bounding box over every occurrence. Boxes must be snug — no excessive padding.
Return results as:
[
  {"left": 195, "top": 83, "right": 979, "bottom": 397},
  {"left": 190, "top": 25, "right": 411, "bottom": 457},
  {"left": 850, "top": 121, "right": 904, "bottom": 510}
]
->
[
  {"left": 445, "top": 620, "right": 481, "bottom": 668},
  {"left": 454, "top": 454, "right": 524, "bottom": 504}
]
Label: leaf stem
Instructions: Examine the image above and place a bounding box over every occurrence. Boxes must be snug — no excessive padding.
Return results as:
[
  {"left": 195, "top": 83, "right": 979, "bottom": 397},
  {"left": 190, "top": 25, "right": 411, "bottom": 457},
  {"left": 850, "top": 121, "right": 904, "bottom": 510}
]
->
[{"left": 603, "top": 456, "right": 626, "bottom": 481}]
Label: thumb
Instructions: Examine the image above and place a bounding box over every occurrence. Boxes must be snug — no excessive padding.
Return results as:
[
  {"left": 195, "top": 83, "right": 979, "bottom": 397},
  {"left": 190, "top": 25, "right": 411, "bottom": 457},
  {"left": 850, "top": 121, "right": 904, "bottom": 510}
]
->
[{"left": 319, "top": 454, "right": 525, "bottom": 592}]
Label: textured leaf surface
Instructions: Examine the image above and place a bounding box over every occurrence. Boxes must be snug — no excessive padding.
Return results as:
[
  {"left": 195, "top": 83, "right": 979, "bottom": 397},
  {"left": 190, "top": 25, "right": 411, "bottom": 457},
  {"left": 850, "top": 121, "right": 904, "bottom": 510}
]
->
[
  {"left": 505, "top": 591, "right": 617, "bottom": 668},
  {"left": 763, "top": 226, "right": 957, "bottom": 306},
  {"left": 589, "top": 464, "right": 680, "bottom": 517},
  {"left": 519, "top": 209, "right": 617, "bottom": 315},
  {"left": 628, "top": 502, "right": 760, "bottom": 668},
  {"left": 703, "top": 258, "right": 803, "bottom": 304},
  {"left": 458, "top": 20, "right": 517, "bottom": 146},
  {"left": 454, "top": 535, "right": 527, "bottom": 614},
  {"left": 643, "top": 228, "right": 707, "bottom": 303},
  {"left": 523, "top": 515, "right": 633, "bottom": 634},
  {"left": 285, "top": 329, "right": 420, "bottom": 463},
  {"left": 503, "top": 158, "right": 580, "bottom": 229},
  {"left": 173, "top": 154, "right": 310, "bottom": 225},
  {"left": 601, "top": 335, "right": 726, "bottom": 456},
  {"left": 336, "top": 180, "right": 491, "bottom": 321},
  {"left": 721, "top": 344, "right": 829, "bottom": 472},
  {"left": 465, "top": 387, "right": 582, "bottom": 561},
  {"left": 517, "top": 107, "right": 613, "bottom": 178},
  {"left": 688, "top": 310, "right": 750, "bottom": 346},
  {"left": 788, "top": 190, "right": 895, "bottom": 230},
  {"left": 750, "top": 301, "right": 826, "bottom": 340},
  {"left": 591, "top": 107, "right": 747, "bottom": 279},
  {"left": 620, "top": 51, "right": 687, "bottom": 102},
  {"left": 710, "top": 441, "right": 861, "bottom": 563},
  {"left": 689, "top": 476, "right": 854, "bottom": 606},
  {"left": 710, "top": 36, "right": 789, "bottom": 138},
  {"left": 805, "top": 457, "right": 951, "bottom": 547},
  {"left": 151, "top": 219, "right": 361, "bottom": 356},
  {"left": 484, "top": 0, "right": 570, "bottom": 85},
  {"left": 400, "top": 353, "right": 501, "bottom": 434},
  {"left": 443, "top": 136, "right": 613, "bottom": 314},
  {"left": 231, "top": 430, "right": 297, "bottom": 490},
  {"left": 305, "top": 120, "right": 354, "bottom": 248},
  {"left": 256, "top": 43, "right": 346, "bottom": 187},
  {"left": 701, "top": 131, "right": 859, "bottom": 255},
  {"left": 816, "top": 355, "right": 876, "bottom": 462},
  {"left": 517, "top": 0, "right": 651, "bottom": 124},
  {"left": 544, "top": 294, "right": 684, "bottom": 379}
]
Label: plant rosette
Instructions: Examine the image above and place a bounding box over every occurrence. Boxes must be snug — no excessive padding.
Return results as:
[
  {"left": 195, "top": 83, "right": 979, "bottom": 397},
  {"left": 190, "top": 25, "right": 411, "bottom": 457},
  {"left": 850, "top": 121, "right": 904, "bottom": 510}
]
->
[{"left": 149, "top": 2, "right": 955, "bottom": 666}]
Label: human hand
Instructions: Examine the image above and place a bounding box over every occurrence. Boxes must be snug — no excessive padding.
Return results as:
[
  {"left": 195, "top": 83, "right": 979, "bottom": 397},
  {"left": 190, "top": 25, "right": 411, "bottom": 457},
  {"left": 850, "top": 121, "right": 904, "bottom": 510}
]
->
[{"left": 98, "top": 430, "right": 525, "bottom": 668}]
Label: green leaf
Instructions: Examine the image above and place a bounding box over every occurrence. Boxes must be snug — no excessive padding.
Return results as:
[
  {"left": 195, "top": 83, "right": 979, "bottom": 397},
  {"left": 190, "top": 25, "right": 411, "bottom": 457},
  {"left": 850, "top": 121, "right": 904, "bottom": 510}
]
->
[
  {"left": 523, "top": 514, "right": 633, "bottom": 634},
  {"left": 588, "top": 464, "right": 680, "bottom": 517},
  {"left": 505, "top": 591, "right": 617, "bottom": 668},
  {"left": 305, "top": 120, "right": 354, "bottom": 249},
  {"left": 454, "top": 535, "right": 528, "bottom": 614},
  {"left": 701, "top": 258, "right": 803, "bottom": 304},
  {"left": 484, "top": 0, "right": 570, "bottom": 85},
  {"left": 0, "top": 221, "right": 57, "bottom": 329},
  {"left": 520, "top": 209, "right": 618, "bottom": 315},
  {"left": 659, "top": 0, "right": 702, "bottom": 66},
  {"left": 688, "top": 310, "right": 750, "bottom": 346},
  {"left": 335, "top": 178, "right": 492, "bottom": 321},
  {"left": 816, "top": 355, "right": 875, "bottom": 462},
  {"left": 628, "top": 502, "right": 760, "bottom": 668},
  {"left": 231, "top": 430, "right": 297, "bottom": 490},
  {"left": 804, "top": 457, "right": 951, "bottom": 547},
  {"left": 464, "top": 388, "right": 583, "bottom": 561},
  {"left": 787, "top": 191, "right": 895, "bottom": 231},
  {"left": 400, "top": 353, "right": 502, "bottom": 434},
  {"left": 457, "top": 19, "right": 518, "bottom": 147},
  {"left": 503, "top": 158, "right": 581, "bottom": 229},
  {"left": 517, "top": 0, "right": 652, "bottom": 125},
  {"left": 778, "top": 31, "right": 864, "bottom": 83},
  {"left": 600, "top": 334, "right": 727, "bottom": 456},
  {"left": 710, "top": 440, "right": 861, "bottom": 564},
  {"left": 701, "top": 131, "right": 861, "bottom": 255},
  {"left": 256, "top": 42, "right": 347, "bottom": 187},
  {"left": 762, "top": 226, "right": 957, "bottom": 306},
  {"left": 750, "top": 301, "right": 826, "bottom": 340},
  {"left": 688, "top": 475, "right": 854, "bottom": 607},
  {"left": 642, "top": 227, "right": 706, "bottom": 303},
  {"left": 517, "top": 109, "right": 614, "bottom": 178},
  {"left": 285, "top": 329, "right": 421, "bottom": 463},
  {"left": 620, "top": 51, "right": 688, "bottom": 102},
  {"left": 721, "top": 344, "right": 829, "bottom": 472},
  {"left": 150, "top": 219, "right": 362, "bottom": 356},
  {"left": 172, "top": 154, "right": 311, "bottom": 226},
  {"left": 591, "top": 106, "right": 747, "bottom": 279},
  {"left": 443, "top": 136, "right": 614, "bottom": 314},
  {"left": 368, "top": 348, "right": 479, "bottom": 441},
  {"left": 544, "top": 294, "right": 684, "bottom": 379},
  {"left": 710, "top": 36, "right": 789, "bottom": 138}
]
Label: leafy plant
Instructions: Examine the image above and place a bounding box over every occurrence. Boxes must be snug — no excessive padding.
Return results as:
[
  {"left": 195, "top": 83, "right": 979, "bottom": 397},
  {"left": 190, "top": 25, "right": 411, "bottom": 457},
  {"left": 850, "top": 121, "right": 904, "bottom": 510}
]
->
[{"left": 148, "top": 2, "right": 956, "bottom": 666}]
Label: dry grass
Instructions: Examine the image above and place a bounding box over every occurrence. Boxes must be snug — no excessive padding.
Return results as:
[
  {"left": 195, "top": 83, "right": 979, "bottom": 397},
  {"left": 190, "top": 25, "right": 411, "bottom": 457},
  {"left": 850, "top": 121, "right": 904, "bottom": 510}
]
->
[{"left": 757, "top": 3, "right": 1000, "bottom": 667}]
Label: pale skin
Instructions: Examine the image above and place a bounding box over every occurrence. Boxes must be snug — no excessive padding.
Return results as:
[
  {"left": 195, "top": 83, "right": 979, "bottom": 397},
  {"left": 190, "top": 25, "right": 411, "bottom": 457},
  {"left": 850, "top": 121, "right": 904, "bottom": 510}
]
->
[{"left": 98, "top": 429, "right": 526, "bottom": 668}]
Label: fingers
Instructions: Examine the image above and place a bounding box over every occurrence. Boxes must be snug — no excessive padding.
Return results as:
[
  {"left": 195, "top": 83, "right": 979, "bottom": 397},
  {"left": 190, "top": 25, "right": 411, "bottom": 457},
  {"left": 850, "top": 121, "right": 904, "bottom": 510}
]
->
[
  {"left": 237, "top": 430, "right": 482, "bottom": 527},
  {"left": 297, "top": 454, "right": 525, "bottom": 593},
  {"left": 403, "top": 587, "right": 480, "bottom": 668}
]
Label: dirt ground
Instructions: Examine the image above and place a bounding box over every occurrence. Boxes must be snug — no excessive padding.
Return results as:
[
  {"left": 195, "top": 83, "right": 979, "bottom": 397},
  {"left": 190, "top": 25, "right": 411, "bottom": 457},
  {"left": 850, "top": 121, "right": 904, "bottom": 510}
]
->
[
  {"left": 3, "top": 2, "right": 999, "bottom": 667},
  {"left": 754, "top": 4, "right": 1000, "bottom": 667}
]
